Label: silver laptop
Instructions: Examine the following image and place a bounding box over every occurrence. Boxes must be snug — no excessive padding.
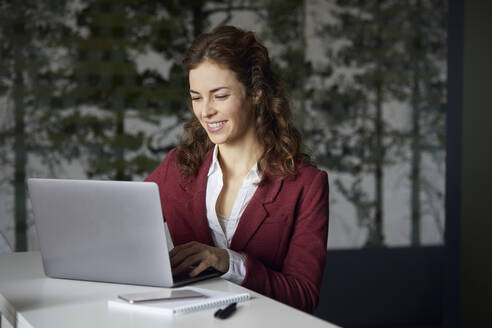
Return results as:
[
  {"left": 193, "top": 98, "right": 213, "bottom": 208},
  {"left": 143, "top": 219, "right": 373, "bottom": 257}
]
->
[{"left": 28, "top": 178, "right": 220, "bottom": 287}]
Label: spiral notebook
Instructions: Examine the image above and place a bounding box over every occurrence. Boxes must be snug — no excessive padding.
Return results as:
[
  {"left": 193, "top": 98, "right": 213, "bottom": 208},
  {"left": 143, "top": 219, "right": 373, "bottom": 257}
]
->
[{"left": 108, "top": 287, "right": 250, "bottom": 315}]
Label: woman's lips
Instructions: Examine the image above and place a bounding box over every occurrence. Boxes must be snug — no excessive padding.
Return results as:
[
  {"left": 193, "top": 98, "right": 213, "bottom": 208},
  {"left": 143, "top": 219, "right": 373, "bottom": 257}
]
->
[{"left": 206, "top": 121, "right": 227, "bottom": 133}]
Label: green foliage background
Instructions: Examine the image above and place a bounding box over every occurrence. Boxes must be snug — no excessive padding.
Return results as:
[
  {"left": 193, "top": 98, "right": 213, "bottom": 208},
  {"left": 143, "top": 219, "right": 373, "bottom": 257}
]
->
[{"left": 0, "top": 0, "right": 447, "bottom": 251}]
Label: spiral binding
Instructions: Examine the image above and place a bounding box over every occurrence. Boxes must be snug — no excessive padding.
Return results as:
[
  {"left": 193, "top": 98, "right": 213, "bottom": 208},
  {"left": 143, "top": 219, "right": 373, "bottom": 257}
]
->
[{"left": 174, "top": 294, "right": 250, "bottom": 314}]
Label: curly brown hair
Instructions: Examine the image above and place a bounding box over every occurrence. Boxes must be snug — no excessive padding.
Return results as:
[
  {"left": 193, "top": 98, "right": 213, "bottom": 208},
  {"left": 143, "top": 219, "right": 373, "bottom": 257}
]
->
[{"left": 176, "top": 25, "right": 310, "bottom": 182}]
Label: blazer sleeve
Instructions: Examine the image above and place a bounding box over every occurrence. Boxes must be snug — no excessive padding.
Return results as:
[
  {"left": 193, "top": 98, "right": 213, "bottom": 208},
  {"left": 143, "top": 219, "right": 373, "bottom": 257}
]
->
[{"left": 241, "top": 170, "right": 329, "bottom": 313}]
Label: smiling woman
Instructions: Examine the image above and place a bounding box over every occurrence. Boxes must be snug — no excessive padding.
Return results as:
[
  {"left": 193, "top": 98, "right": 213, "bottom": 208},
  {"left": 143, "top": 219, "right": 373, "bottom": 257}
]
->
[{"left": 145, "top": 26, "right": 329, "bottom": 313}]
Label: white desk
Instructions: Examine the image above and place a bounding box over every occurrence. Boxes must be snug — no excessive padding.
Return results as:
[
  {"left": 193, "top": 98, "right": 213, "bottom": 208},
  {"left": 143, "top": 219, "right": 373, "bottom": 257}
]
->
[{"left": 0, "top": 252, "right": 339, "bottom": 328}]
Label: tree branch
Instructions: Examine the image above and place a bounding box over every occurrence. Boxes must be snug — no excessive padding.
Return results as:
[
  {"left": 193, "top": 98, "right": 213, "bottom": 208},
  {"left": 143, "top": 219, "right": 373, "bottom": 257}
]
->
[{"left": 204, "top": 5, "right": 263, "bottom": 17}]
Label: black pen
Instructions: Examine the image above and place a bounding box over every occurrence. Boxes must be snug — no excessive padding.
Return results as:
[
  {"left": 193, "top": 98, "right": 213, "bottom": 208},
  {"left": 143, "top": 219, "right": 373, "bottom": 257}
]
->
[{"left": 214, "top": 302, "right": 237, "bottom": 319}]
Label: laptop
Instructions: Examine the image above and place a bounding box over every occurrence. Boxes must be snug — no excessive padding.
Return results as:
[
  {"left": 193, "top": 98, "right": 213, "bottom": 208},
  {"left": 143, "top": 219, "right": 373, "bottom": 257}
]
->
[{"left": 27, "top": 178, "right": 221, "bottom": 287}]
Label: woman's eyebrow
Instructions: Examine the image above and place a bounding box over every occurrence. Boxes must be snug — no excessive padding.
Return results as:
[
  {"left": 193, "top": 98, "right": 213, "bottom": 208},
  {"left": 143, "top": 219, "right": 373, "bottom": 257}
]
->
[
  {"left": 189, "top": 87, "right": 231, "bottom": 94},
  {"left": 210, "top": 87, "right": 230, "bottom": 93}
]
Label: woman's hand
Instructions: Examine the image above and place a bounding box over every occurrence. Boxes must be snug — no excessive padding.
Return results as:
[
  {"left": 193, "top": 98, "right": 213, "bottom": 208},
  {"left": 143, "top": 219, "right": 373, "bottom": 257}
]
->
[{"left": 169, "top": 241, "right": 229, "bottom": 277}]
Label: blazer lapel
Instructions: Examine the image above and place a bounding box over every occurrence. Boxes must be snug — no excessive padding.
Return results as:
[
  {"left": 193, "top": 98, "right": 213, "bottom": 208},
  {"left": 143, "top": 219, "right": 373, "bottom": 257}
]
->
[
  {"left": 178, "top": 150, "right": 215, "bottom": 246},
  {"left": 230, "top": 175, "right": 283, "bottom": 251}
]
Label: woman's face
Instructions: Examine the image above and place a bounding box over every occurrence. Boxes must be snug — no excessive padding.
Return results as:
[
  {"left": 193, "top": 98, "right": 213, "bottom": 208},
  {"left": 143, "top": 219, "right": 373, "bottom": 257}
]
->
[{"left": 189, "top": 61, "right": 255, "bottom": 147}]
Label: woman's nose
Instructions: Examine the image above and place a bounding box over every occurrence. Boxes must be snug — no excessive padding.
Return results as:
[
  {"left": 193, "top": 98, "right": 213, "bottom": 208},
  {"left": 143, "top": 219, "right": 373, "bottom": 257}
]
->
[{"left": 202, "top": 99, "right": 217, "bottom": 118}]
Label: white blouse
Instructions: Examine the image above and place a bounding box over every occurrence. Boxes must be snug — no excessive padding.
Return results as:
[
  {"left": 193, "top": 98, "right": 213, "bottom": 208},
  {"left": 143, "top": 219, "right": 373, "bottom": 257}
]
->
[{"left": 206, "top": 145, "right": 261, "bottom": 284}]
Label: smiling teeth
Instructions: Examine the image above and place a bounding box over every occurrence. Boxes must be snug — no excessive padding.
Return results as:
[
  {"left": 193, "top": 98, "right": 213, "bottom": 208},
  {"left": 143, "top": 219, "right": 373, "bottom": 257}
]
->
[{"left": 208, "top": 121, "right": 225, "bottom": 128}]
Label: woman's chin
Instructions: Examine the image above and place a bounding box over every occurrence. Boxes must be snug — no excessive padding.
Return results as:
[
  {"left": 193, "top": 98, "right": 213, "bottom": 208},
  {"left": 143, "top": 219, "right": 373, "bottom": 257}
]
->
[
  {"left": 206, "top": 133, "right": 229, "bottom": 145},
  {"left": 208, "top": 136, "right": 227, "bottom": 145}
]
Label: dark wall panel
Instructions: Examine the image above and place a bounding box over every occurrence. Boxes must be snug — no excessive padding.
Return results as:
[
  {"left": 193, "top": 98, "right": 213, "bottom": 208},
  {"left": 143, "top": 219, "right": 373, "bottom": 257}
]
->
[
  {"left": 315, "top": 247, "right": 443, "bottom": 328},
  {"left": 460, "top": 0, "right": 492, "bottom": 327}
]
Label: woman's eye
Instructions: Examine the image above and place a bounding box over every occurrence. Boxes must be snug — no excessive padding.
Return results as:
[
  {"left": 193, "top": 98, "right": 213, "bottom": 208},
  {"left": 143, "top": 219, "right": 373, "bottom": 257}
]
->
[
  {"left": 215, "top": 94, "right": 229, "bottom": 100},
  {"left": 191, "top": 96, "right": 201, "bottom": 101}
]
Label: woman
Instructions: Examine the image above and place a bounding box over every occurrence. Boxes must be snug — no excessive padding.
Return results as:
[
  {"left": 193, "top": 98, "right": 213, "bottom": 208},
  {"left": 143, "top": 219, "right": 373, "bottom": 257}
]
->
[{"left": 145, "top": 25, "right": 329, "bottom": 313}]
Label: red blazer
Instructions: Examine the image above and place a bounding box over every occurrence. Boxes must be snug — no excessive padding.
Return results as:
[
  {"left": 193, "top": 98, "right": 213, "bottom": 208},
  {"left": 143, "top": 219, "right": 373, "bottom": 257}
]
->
[{"left": 145, "top": 148, "right": 329, "bottom": 313}]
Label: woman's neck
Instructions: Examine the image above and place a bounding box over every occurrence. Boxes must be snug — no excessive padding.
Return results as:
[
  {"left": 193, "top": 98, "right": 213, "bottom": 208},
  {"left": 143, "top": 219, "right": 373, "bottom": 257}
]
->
[{"left": 217, "top": 137, "right": 263, "bottom": 179}]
